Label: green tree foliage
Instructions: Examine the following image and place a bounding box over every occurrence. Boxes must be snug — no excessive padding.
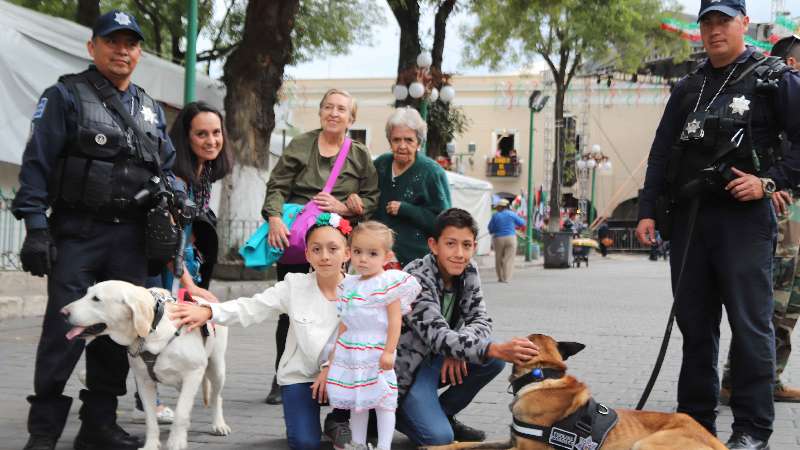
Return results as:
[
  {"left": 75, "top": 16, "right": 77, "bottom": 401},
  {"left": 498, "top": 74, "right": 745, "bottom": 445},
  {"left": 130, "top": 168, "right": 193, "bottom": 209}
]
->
[
  {"left": 10, "top": 0, "right": 383, "bottom": 68},
  {"left": 463, "top": 0, "right": 687, "bottom": 230}
]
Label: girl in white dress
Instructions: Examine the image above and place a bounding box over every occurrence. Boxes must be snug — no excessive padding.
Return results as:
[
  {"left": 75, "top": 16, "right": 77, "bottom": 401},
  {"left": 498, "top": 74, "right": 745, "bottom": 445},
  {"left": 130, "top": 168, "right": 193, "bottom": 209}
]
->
[{"left": 324, "top": 221, "right": 421, "bottom": 450}]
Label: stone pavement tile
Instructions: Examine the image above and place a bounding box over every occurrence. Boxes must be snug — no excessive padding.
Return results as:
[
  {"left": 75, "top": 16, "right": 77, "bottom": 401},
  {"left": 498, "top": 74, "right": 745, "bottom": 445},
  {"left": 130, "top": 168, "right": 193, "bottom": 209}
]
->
[{"left": 0, "top": 255, "right": 798, "bottom": 449}]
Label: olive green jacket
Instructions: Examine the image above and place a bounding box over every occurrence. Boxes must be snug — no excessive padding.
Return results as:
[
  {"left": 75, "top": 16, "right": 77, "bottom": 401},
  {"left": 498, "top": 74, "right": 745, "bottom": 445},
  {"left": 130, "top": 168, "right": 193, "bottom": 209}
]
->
[{"left": 262, "top": 129, "right": 379, "bottom": 220}]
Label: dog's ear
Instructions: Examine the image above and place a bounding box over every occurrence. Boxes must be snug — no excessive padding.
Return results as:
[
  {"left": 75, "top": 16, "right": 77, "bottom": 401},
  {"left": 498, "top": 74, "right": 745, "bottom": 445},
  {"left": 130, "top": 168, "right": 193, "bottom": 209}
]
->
[
  {"left": 557, "top": 341, "right": 586, "bottom": 361},
  {"left": 123, "top": 287, "right": 155, "bottom": 338}
]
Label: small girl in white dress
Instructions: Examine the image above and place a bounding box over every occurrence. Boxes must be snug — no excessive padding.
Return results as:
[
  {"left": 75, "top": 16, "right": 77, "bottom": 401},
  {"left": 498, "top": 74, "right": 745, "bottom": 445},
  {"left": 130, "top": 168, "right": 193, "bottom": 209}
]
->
[{"left": 323, "top": 221, "right": 421, "bottom": 450}]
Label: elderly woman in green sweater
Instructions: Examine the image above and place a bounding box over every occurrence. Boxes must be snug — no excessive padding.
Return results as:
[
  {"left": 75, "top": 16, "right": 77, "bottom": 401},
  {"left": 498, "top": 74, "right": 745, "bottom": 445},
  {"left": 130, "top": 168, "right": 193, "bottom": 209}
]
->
[
  {"left": 261, "top": 88, "right": 380, "bottom": 413},
  {"left": 373, "top": 107, "right": 452, "bottom": 267}
]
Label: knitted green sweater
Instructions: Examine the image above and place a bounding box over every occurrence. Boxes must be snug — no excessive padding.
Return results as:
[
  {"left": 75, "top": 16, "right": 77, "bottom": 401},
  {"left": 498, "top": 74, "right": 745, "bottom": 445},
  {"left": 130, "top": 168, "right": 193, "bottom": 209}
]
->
[{"left": 373, "top": 152, "right": 451, "bottom": 266}]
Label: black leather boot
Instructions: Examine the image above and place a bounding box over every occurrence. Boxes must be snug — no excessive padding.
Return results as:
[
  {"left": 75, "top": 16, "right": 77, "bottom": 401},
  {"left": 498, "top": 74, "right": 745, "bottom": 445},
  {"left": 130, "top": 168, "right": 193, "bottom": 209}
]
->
[
  {"left": 73, "top": 423, "right": 142, "bottom": 450},
  {"left": 23, "top": 435, "right": 57, "bottom": 450},
  {"left": 265, "top": 375, "right": 282, "bottom": 404}
]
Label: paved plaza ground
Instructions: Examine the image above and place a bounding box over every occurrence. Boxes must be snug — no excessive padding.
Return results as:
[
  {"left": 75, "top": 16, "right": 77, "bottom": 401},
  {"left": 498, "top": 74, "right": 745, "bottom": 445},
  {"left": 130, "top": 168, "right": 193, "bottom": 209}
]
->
[{"left": 1, "top": 254, "right": 799, "bottom": 449}]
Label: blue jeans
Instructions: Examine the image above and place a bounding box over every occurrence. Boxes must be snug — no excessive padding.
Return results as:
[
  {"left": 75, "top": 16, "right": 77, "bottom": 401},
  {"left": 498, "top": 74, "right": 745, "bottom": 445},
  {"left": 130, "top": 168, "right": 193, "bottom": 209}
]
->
[
  {"left": 396, "top": 355, "right": 506, "bottom": 445},
  {"left": 281, "top": 383, "right": 322, "bottom": 450}
]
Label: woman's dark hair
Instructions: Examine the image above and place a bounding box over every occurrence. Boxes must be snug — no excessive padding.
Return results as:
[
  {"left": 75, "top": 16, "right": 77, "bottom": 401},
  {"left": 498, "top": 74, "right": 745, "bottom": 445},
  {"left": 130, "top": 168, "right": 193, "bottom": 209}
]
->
[
  {"left": 168, "top": 101, "right": 234, "bottom": 187},
  {"left": 432, "top": 208, "right": 478, "bottom": 240}
]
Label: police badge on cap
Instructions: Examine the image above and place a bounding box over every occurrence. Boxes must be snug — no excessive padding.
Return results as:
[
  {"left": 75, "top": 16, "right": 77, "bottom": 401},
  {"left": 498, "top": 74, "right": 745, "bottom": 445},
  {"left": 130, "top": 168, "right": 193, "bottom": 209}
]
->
[
  {"left": 91, "top": 10, "right": 145, "bottom": 41},
  {"left": 698, "top": 0, "right": 746, "bottom": 21}
]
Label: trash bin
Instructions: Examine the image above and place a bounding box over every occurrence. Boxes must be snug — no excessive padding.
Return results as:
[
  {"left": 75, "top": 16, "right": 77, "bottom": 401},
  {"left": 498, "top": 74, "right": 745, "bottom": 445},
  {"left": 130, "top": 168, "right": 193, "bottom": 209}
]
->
[{"left": 543, "top": 231, "right": 573, "bottom": 268}]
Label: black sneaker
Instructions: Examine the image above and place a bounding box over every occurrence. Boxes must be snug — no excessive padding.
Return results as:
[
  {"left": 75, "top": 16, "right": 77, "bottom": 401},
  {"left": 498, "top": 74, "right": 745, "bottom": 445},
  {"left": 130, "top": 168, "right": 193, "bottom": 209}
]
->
[
  {"left": 323, "top": 417, "right": 352, "bottom": 450},
  {"left": 447, "top": 416, "right": 486, "bottom": 442},
  {"left": 74, "top": 423, "right": 142, "bottom": 450},
  {"left": 725, "top": 431, "right": 770, "bottom": 450},
  {"left": 23, "top": 435, "right": 57, "bottom": 450}
]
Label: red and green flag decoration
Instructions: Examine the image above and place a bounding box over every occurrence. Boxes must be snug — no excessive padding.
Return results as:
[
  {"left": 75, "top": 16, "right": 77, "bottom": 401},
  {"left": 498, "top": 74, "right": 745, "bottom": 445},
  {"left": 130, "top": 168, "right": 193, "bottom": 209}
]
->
[
  {"left": 660, "top": 18, "right": 700, "bottom": 41},
  {"left": 661, "top": 15, "right": 799, "bottom": 55}
]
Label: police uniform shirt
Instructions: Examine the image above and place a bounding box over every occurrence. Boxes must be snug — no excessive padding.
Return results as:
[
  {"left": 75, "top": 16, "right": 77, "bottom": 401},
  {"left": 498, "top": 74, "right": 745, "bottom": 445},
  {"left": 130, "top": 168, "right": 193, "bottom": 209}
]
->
[
  {"left": 639, "top": 46, "right": 800, "bottom": 220},
  {"left": 13, "top": 66, "right": 179, "bottom": 231}
]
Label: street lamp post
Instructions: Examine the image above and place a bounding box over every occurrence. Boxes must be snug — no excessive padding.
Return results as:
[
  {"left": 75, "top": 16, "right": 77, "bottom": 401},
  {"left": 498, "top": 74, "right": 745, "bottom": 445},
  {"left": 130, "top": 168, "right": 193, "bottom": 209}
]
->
[
  {"left": 576, "top": 144, "right": 613, "bottom": 227},
  {"left": 183, "top": 0, "right": 198, "bottom": 104},
  {"left": 393, "top": 52, "right": 456, "bottom": 154},
  {"left": 525, "top": 91, "right": 550, "bottom": 261}
]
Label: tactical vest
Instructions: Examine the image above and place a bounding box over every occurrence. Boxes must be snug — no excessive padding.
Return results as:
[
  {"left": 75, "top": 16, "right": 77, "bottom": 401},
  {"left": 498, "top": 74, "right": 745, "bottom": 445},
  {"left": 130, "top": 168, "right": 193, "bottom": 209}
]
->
[
  {"left": 49, "top": 69, "right": 163, "bottom": 220},
  {"left": 671, "top": 52, "right": 789, "bottom": 200}
]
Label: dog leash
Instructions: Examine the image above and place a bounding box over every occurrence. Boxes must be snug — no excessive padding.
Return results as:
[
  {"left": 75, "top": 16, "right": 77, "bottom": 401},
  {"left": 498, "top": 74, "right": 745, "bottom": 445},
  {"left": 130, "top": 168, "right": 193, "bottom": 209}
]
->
[{"left": 636, "top": 197, "right": 700, "bottom": 410}]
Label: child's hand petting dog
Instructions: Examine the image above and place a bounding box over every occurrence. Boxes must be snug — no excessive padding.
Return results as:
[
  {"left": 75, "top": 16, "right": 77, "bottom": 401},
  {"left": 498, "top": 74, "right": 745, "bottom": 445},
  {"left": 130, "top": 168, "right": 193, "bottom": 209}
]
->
[{"left": 171, "top": 304, "right": 213, "bottom": 332}]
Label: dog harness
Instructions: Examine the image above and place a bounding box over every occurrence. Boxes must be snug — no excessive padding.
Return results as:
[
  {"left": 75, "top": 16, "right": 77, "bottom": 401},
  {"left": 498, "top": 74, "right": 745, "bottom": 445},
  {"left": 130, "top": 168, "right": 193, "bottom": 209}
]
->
[
  {"left": 509, "top": 368, "right": 619, "bottom": 450},
  {"left": 128, "top": 289, "right": 210, "bottom": 383}
]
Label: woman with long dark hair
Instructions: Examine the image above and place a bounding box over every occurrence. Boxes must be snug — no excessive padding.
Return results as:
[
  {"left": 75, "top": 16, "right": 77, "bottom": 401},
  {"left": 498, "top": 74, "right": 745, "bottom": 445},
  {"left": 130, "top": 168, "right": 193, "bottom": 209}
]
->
[
  {"left": 164, "top": 101, "right": 234, "bottom": 297},
  {"left": 133, "top": 101, "right": 234, "bottom": 422}
]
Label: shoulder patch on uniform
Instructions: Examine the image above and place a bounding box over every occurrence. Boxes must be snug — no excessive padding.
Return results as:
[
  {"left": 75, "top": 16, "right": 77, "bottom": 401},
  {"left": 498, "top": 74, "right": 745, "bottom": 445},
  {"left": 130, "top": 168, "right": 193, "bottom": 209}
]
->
[{"left": 32, "top": 97, "right": 48, "bottom": 119}]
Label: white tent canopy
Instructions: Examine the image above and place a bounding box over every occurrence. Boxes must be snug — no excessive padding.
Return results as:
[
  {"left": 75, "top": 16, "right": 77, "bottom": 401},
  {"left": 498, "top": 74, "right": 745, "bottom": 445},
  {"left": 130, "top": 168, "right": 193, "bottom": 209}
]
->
[
  {"left": 446, "top": 170, "right": 493, "bottom": 256},
  {"left": 0, "top": 0, "right": 225, "bottom": 165}
]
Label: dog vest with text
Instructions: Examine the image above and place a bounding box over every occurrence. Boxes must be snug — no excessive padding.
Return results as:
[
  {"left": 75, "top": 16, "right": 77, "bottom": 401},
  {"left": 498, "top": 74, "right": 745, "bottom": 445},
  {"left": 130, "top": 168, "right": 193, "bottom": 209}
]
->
[{"left": 511, "top": 397, "right": 618, "bottom": 450}]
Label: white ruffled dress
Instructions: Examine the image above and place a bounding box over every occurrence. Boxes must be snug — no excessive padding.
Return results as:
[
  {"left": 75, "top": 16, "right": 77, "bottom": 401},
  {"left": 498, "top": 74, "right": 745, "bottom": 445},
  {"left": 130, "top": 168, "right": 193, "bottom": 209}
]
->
[{"left": 326, "top": 269, "right": 421, "bottom": 412}]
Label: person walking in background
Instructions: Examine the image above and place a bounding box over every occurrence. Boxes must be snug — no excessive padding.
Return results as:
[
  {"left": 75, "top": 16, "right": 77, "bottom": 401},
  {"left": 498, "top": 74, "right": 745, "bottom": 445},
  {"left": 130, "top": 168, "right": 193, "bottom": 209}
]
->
[
  {"left": 488, "top": 198, "right": 524, "bottom": 283},
  {"left": 597, "top": 219, "right": 611, "bottom": 257},
  {"left": 262, "top": 88, "right": 378, "bottom": 447},
  {"left": 373, "top": 107, "right": 451, "bottom": 267},
  {"left": 324, "top": 221, "right": 421, "bottom": 450}
]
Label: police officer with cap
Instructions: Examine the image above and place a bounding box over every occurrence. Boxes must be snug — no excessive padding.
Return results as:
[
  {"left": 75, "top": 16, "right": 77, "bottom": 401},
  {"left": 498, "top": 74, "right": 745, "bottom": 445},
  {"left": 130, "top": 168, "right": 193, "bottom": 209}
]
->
[
  {"left": 14, "top": 10, "right": 183, "bottom": 450},
  {"left": 636, "top": 1, "right": 800, "bottom": 449}
]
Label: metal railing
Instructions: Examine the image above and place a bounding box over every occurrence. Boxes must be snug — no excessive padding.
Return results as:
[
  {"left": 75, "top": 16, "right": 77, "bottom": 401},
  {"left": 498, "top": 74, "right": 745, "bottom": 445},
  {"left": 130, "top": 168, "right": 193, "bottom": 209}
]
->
[
  {"left": 606, "top": 227, "right": 649, "bottom": 252},
  {"left": 216, "top": 218, "right": 262, "bottom": 260},
  {"left": 0, "top": 195, "right": 24, "bottom": 271}
]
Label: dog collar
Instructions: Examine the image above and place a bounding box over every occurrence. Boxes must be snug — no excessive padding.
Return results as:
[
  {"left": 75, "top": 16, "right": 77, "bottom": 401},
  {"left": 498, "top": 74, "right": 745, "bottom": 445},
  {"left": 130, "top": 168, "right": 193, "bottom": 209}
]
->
[{"left": 510, "top": 367, "right": 565, "bottom": 395}]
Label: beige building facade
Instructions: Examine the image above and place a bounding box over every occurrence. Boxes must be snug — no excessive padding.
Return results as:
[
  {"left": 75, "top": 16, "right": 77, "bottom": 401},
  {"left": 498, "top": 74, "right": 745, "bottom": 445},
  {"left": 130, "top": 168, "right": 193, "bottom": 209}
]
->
[{"left": 282, "top": 73, "right": 673, "bottom": 222}]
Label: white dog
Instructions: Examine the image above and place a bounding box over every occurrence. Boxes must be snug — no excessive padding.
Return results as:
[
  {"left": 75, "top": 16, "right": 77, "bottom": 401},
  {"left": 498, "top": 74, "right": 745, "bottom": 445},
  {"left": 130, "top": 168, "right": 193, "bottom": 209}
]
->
[{"left": 62, "top": 280, "right": 230, "bottom": 450}]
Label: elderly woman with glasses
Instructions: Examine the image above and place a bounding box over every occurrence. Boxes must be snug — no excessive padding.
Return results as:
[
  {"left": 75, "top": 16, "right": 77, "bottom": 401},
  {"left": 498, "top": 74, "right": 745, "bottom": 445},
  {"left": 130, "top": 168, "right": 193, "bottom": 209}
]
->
[{"left": 373, "top": 107, "right": 452, "bottom": 267}]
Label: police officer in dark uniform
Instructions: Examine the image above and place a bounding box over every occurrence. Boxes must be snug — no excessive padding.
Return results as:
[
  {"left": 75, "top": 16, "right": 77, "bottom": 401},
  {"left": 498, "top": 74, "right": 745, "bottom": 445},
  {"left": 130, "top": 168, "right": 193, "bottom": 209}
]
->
[
  {"left": 636, "top": 1, "right": 800, "bottom": 449},
  {"left": 13, "top": 10, "right": 183, "bottom": 450}
]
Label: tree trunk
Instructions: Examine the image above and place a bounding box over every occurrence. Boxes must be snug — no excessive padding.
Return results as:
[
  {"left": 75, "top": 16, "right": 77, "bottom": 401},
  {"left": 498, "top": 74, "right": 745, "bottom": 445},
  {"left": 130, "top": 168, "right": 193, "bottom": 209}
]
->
[
  {"left": 431, "top": 0, "right": 455, "bottom": 70},
  {"left": 388, "top": 0, "right": 421, "bottom": 76},
  {"left": 76, "top": 0, "right": 99, "bottom": 27},
  {"left": 548, "top": 85, "right": 566, "bottom": 232},
  {"left": 223, "top": 0, "right": 298, "bottom": 169},
  {"left": 426, "top": 0, "right": 456, "bottom": 158},
  {"left": 217, "top": 0, "right": 300, "bottom": 260},
  {"left": 388, "top": 0, "right": 421, "bottom": 110}
]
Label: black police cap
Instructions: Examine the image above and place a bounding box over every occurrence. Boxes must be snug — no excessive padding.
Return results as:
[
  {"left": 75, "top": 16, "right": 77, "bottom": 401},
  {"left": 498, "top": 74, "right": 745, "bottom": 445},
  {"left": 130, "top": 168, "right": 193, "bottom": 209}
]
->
[
  {"left": 698, "top": 0, "right": 746, "bottom": 22},
  {"left": 92, "top": 10, "right": 145, "bottom": 41}
]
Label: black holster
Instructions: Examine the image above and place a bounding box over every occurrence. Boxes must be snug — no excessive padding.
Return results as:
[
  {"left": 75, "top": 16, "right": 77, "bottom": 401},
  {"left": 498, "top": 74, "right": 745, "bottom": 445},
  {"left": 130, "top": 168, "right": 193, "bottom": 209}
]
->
[{"left": 145, "top": 200, "right": 180, "bottom": 275}]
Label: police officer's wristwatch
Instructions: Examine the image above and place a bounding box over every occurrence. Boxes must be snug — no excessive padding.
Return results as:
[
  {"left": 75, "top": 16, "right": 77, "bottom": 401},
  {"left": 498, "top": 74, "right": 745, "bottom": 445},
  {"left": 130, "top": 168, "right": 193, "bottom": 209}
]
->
[{"left": 760, "top": 178, "right": 776, "bottom": 198}]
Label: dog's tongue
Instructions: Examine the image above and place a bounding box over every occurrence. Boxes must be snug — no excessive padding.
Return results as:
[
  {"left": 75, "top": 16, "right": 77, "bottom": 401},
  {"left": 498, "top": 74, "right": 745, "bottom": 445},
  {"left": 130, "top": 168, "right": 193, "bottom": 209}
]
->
[{"left": 66, "top": 326, "right": 86, "bottom": 340}]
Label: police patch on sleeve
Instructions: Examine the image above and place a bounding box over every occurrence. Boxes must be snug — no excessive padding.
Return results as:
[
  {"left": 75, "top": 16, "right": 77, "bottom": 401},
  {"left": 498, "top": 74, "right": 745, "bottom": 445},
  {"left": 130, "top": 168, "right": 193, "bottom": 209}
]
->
[{"left": 32, "top": 97, "right": 48, "bottom": 119}]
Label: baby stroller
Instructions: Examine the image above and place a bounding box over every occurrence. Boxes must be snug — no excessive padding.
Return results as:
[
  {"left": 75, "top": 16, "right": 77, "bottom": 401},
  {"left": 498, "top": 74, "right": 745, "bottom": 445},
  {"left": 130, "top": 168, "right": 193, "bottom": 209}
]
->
[{"left": 571, "top": 238, "right": 598, "bottom": 268}]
